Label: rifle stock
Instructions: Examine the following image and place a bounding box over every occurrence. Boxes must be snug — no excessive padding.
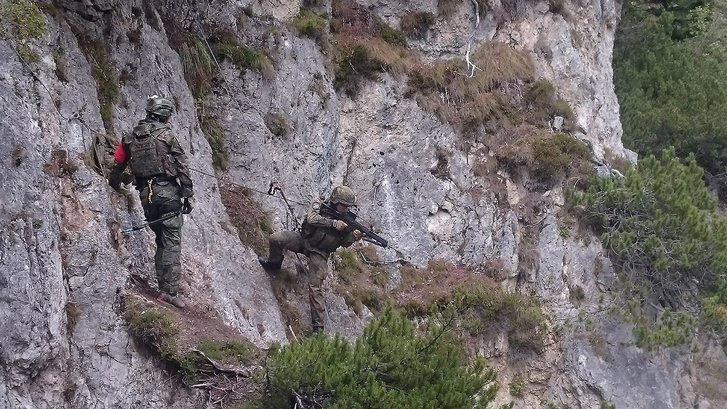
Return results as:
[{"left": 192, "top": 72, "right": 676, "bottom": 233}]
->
[{"left": 320, "top": 203, "right": 388, "bottom": 248}]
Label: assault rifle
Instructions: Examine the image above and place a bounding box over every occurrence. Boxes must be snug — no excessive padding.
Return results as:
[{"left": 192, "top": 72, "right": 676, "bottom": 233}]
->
[{"left": 319, "top": 202, "right": 388, "bottom": 248}]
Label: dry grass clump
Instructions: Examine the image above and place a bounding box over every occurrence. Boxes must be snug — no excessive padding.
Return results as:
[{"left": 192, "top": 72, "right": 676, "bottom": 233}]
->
[
  {"left": 331, "top": 0, "right": 406, "bottom": 46},
  {"left": 396, "top": 259, "right": 498, "bottom": 315},
  {"left": 525, "top": 79, "right": 574, "bottom": 124},
  {"left": 219, "top": 183, "right": 274, "bottom": 254},
  {"left": 400, "top": 11, "right": 435, "bottom": 39},
  {"left": 494, "top": 127, "right": 593, "bottom": 186},
  {"left": 122, "top": 294, "right": 264, "bottom": 406},
  {"left": 492, "top": 124, "right": 550, "bottom": 172},
  {"left": 333, "top": 35, "right": 414, "bottom": 96},
  {"left": 331, "top": 0, "right": 413, "bottom": 96},
  {"left": 395, "top": 259, "right": 548, "bottom": 353},
  {"left": 406, "top": 42, "right": 534, "bottom": 134},
  {"left": 472, "top": 42, "right": 535, "bottom": 90}
]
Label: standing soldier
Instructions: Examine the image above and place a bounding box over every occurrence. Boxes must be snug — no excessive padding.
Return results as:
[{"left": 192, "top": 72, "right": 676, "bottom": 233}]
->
[
  {"left": 109, "top": 96, "right": 194, "bottom": 308},
  {"left": 259, "top": 186, "right": 364, "bottom": 334}
]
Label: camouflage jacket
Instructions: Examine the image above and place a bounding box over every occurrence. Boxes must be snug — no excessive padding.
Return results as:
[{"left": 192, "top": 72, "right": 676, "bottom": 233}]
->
[
  {"left": 110, "top": 119, "right": 193, "bottom": 198},
  {"left": 301, "top": 198, "right": 357, "bottom": 255}
]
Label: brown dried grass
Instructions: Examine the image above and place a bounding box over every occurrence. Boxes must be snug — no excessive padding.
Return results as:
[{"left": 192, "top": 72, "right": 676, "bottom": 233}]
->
[{"left": 407, "top": 42, "right": 534, "bottom": 134}]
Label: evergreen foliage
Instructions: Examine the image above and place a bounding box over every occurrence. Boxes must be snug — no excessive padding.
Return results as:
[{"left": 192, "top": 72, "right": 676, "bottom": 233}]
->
[
  {"left": 570, "top": 149, "right": 727, "bottom": 303},
  {"left": 701, "top": 278, "right": 727, "bottom": 350},
  {"left": 631, "top": 307, "right": 696, "bottom": 350},
  {"left": 570, "top": 149, "right": 727, "bottom": 350},
  {"left": 265, "top": 308, "right": 498, "bottom": 408},
  {"left": 614, "top": 0, "right": 727, "bottom": 194}
]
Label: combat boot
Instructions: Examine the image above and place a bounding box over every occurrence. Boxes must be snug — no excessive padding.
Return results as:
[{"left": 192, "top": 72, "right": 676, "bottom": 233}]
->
[
  {"left": 158, "top": 293, "right": 187, "bottom": 309},
  {"left": 258, "top": 256, "right": 282, "bottom": 271}
]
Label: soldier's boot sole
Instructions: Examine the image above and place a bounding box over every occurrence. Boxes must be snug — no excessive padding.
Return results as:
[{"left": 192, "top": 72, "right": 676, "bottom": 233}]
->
[{"left": 258, "top": 256, "right": 282, "bottom": 271}]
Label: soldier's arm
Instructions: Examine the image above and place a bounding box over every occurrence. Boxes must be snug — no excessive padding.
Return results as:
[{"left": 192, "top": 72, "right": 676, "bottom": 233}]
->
[
  {"left": 168, "top": 135, "right": 194, "bottom": 198},
  {"left": 108, "top": 142, "right": 128, "bottom": 189},
  {"left": 304, "top": 198, "right": 336, "bottom": 228}
]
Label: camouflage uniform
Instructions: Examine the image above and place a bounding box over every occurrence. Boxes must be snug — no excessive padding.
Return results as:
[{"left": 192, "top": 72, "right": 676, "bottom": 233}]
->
[
  {"left": 110, "top": 97, "right": 193, "bottom": 304},
  {"left": 260, "top": 187, "right": 360, "bottom": 332}
]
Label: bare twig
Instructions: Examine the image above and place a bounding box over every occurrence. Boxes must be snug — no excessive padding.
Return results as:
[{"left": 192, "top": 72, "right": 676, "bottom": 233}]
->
[
  {"left": 191, "top": 349, "right": 251, "bottom": 377},
  {"left": 465, "top": 0, "right": 482, "bottom": 78}
]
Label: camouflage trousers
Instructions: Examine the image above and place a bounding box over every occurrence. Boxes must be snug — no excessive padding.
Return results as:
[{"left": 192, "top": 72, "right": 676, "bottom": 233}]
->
[
  {"left": 140, "top": 179, "right": 184, "bottom": 295},
  {"left": 266, "top": 231, "right": 328, "bottom": 330}
]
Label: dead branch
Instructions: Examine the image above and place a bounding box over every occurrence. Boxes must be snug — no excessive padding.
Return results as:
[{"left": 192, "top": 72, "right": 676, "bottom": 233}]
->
[{"left": 191, "top": 349, "right": 252, "bottom": 377}]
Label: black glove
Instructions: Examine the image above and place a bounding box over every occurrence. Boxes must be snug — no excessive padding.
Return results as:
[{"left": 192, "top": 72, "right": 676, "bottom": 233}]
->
[{"left": 182, "top": 197, "right": 194, "bottom": 214}]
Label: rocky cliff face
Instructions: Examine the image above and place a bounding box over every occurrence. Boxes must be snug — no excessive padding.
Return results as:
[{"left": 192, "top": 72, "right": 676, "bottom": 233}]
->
[{"left": 1, "top": 0, "right": 725, "bottom": 408}]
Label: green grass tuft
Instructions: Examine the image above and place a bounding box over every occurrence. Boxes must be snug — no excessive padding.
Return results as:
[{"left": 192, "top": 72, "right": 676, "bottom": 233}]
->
[{"left": 0, "top": 0, "right": 46, "bottom": 41}]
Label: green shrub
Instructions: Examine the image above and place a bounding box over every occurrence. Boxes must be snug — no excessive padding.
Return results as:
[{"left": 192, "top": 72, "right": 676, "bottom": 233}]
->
[
  {"left": 378, "top": 22, "right": 407, "bottom": 47},
  {"left": 632, "top": 308, "right": 696, "bottom": 350},
  {"left": 397, "top": 262, "right": 548, "bottom": 352},
  {"left": 16, "top": 43, "right": 39, "bottom": 63},
  {"left": 614, "top": 0, "right": 727, "bottom": 195},
  {"left": 532, "top": 133, "right": 591, "bottom": 184},
  {"left": 179, "top": 39, "right": 214, "bottom": 98},
  {"left": 259, "top": 215, "right": 274, "bottom": 234},
  {"left": 196, "top": 339, "right": 257, "bottom": 365},
  {"left": 508, "top": 375, "right": 525, "bottom": 397},
  {"left": 333, "top": 248, "right": 391, "bottom": 317},
  {"left": 570, "top": 149, "right": 727, "bottom": 349},
  {"left": 0, "top": 0, "right": 46, "bottom": 41},
  {"left": 457, "top": 288, "right": 548, "bottom": 352},
  {"left": 197, "top": 99, "right": 228, "bottom": 170},
  {"left": 177, "top": 28, "right": 274, "bottom": 84},
  {"left": 213, "top": 41, "right": 263, "bottom": 73},
  {"left": 264, "top": 308, "right": 498, "bottom": 408},
  {"left": 293, "top": 8, "right": 328, "bottom": 42},
  {"left": 570, "top": 149, "right": 727, "bottom": 299},
  {"left": 701, "top": 279, "right": 727, "bottom": 353},
  {"left": 335, "top": 248, "right": 363, "bottom": 283}
]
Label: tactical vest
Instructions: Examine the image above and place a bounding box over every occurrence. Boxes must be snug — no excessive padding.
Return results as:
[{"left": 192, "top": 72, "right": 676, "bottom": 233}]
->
[
  {"left": 301, "top": 214, "right": 346, "bottom": 253},
  {"left": 126, "top": 122, "right": 167, "bottom": 179}
]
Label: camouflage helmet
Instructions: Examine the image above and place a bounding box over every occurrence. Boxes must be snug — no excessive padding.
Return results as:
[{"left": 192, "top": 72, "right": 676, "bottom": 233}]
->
[
  {"left": 145, "top": 95, "right": 174, "bottom": 120},
  {"left": 329, "top": 185, "right": 356, "bottom": 206}
]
